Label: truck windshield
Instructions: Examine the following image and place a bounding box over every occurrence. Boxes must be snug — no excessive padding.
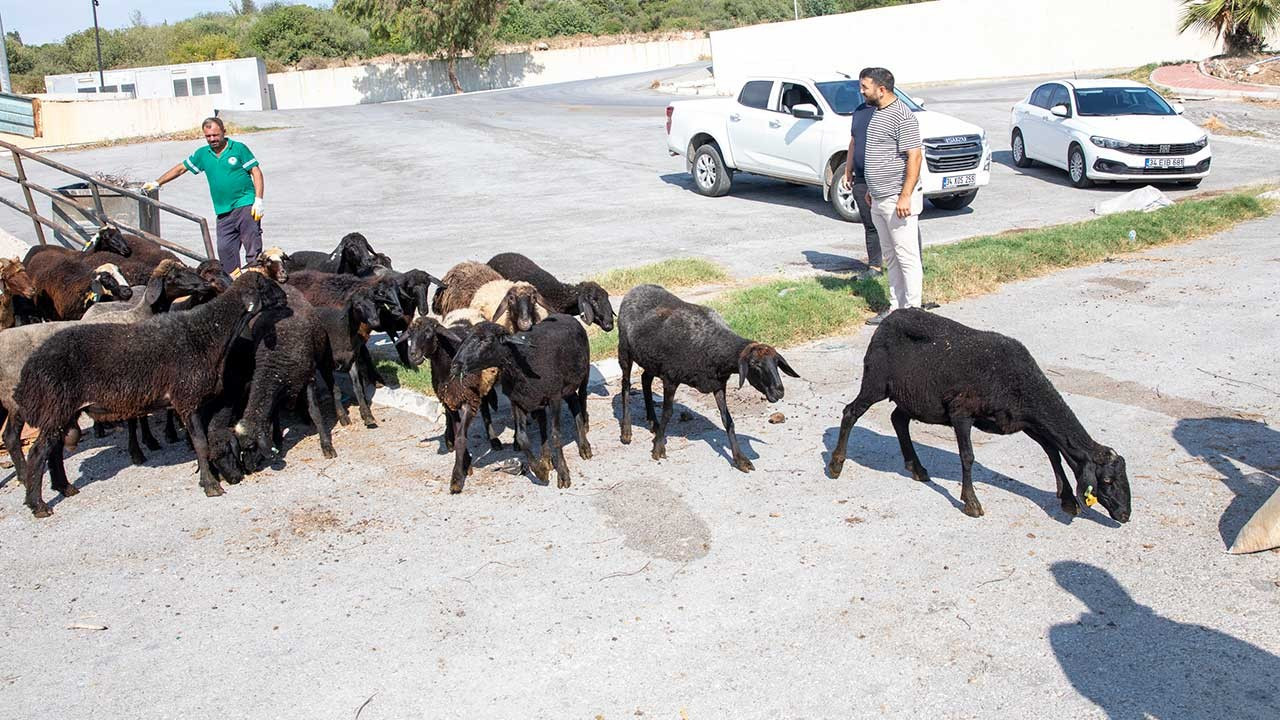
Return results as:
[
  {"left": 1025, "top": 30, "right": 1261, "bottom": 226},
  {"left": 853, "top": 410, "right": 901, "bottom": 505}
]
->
[
  {"left": 1073, "top": 87, "right": 1174, "bottom": 116},
  {"left": 816, "top": 81, "right": 923, "bottom": 115}
]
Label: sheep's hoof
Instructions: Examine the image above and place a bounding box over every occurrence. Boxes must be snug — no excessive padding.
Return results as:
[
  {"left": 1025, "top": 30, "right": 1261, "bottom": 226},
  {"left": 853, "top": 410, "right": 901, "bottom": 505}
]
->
[
  {"left": 532, "top": 459, "right": 552, "bottom": 482},
  {"left": 578, "top": 442, "right": 593, "bottom": 460},
  {"left": 31, "top": 504, "right": 52, "bottom": 519},
  {"left": 651, "top": 445, "right": 666, "bottom": 461},
  {"left": 336, "top": 414, "right": 351, "bottom": 427},
  {"left": 733, "top": 456, "right": 754, "bottom": 473},
  {"left": 321, "top": 445, "right": 338, "bottom": 459},
  {"left": 907, "top": 461, "right": 932, "bottom": 483},
  {"left": 557, "top": 474, "right": 572, "bottom": 489},
  {"left": 826, "top": 458, "right": 845, "bottom": 479},
  {"left": 363, "top": 420, "right": 378, "bottom": 429},
  {"left": 59, "top": 483, "right": 79, "bottom": 497},
  {"left": 129, "top": 451, "right": 147, "bottom": 466},
  {"left": 620, "top": 429, "right": 632, "bottom": 445},
  {"left": 449, "top": 478, "right": 464, "bottom": 494},
  {"left": 962, "top": 499, "right": 985, "bottom": 518},
  {"left": 202, "top": 483, "right": 225, "bottom": 498},
  {"left": 1060, "top": 497, "right": 1080, "bottom": 516}
]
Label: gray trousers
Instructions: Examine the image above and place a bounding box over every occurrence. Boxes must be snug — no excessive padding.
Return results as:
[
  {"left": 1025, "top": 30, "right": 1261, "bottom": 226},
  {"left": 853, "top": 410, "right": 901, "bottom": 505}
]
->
[
  {"left": 853, "top": 179, "right": 922, "bottom": 268},
  {"left": 215, "top": 204, "right": 262, "bottom": 274}
]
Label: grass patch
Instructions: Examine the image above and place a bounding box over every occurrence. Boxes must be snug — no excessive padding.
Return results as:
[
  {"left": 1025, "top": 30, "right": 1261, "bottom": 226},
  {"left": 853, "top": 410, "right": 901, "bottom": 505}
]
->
[
  {"left": 50, "top": 122, "right": 285, "bottom": 153},
  {"left": 587, "top": 257, "right": 729, "bottom": 295},
  {"left": 376, "top": 359, "right": 434, "bottom": 396}
]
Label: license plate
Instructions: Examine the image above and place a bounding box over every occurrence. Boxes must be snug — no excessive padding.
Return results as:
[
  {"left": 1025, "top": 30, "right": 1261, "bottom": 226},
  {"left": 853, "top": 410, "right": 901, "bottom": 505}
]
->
[
  {"left": 1145, "top": 157, "right": 1184, "bottom": 169},
  {"left": 942, "top": 174, "right": 975, "bottom": 189}
]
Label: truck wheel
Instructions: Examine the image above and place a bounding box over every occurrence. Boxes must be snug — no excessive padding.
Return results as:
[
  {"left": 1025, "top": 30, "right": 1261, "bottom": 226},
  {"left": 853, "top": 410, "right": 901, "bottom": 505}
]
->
[
  {"left": 1011, "top": 129, "right": 1033, "bottom": 168},
  {"left": 929, "top": 190, "right": 977, "bottom": 211},
  {"left": 692, "top": 144, "right": 732, "bottom": 197},
  {"left": 829, "top": 161, "right": 860, "bottom": 222}
]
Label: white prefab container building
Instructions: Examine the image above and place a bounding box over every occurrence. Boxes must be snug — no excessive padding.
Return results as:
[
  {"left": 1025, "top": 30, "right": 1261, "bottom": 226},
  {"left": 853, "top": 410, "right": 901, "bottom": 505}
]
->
[{"left": 44, "top": 57, "right": 269, "bottom": 111}]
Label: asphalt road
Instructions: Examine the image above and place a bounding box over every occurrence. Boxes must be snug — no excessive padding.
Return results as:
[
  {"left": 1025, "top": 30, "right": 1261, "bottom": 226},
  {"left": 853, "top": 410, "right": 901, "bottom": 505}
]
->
[{"left": 3, "top": 67, "right": 1278, "bottom": 280}]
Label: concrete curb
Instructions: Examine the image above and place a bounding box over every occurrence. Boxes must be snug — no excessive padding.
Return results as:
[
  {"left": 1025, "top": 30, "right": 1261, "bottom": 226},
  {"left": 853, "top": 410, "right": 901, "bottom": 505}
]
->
[{"left": 1151, "top": 64, "right": 1280, "bottom": 101}]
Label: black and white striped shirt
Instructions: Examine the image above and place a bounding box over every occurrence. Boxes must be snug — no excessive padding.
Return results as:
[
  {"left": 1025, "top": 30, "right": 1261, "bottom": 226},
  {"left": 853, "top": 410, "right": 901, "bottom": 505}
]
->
[{"left": 859, "top": 99, "right": 922, "bottom": 199}]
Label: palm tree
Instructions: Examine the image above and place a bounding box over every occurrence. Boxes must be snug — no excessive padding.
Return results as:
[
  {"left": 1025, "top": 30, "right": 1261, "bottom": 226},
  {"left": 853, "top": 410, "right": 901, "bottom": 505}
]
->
[{"left": 1179, "top": 0, "right": 1280, "bottom": 55}]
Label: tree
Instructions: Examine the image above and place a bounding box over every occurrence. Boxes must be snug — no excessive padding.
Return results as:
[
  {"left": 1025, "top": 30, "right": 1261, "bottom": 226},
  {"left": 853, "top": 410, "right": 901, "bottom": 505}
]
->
[
  {"left": 337, "top": 0, "right": 506, "bottom": 93},
  {"left": 229, "top": 0, "right": 258, "bottom": 14},
  {"left": 1179, "top": 0, "right": 1280, "bottom": 55},
  {"left": 245, "top": 4, "right": 368, "bottom": 65}
]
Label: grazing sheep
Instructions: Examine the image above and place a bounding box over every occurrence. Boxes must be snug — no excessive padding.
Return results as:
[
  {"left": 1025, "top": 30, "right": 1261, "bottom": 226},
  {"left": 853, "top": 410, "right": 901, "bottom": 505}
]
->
[
  {"left": 432, "top": 261, "right": 503, "bottom": 316},
  {"left": 27, "top": 256, "right": 133, "bottom": 321},
  {"left": 284, "top": 232, "right": 389, "bottom": 276},
  {"left": 825, "top": 309, "right": 1131, "bottom": 522},
  {"left": 469, "top": 279, "right": 551, "bottom": 333},
  {"left": 0, "top": 258, "right": 37, "bottom": 329},
  {"left": 488, "top": 252, "right": 615, "bottom": 331},
  {"left": 450, "top": 315, "right": 591, "bottom": 493},
  {"left": 13, "top": 272, "right": 288, "bottom": 517},
  {"left": 398, "top": 309, "right": 504, "bottom": 457},
  {"left": 617, "top": 284, "right": 798, "bottom": 473}
]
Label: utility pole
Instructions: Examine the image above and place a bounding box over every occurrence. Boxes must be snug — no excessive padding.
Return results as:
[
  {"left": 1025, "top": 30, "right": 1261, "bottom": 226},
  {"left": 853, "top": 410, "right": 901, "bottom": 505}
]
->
[
  {"left": 794, "top": 0, "right": 800, "bottom": 21},
  {"left": 0, "top": 10, "right": 12, "bottom": 94},
  {"left": 91, "top": 0, "right": 106, "bottom": 91}
]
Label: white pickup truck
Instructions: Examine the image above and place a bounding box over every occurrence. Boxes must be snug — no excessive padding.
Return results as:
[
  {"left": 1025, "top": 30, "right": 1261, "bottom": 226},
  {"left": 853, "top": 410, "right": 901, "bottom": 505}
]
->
[{"left": 665, "top": 75, "right": 992, "bottom": 221}]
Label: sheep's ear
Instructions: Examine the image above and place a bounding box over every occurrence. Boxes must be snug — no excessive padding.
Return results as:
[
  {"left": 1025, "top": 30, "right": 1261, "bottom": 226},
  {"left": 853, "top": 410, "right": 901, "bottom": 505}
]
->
[
  {"left": 89, "top": 277, "right": 105, "bottom": 302},
  {"left": 491, "top": 295, "right": 512, "bottom": 323},
  {"left": 738, "top": 354, "right": 750, "bottom": 389},
  {"left": 580, "top": 301, "right": 595, "bottom": 327},
  {"left": 535, "top": 293, "right": 555, "bottom": 314},
  {"left": 143, "top": 276, "right": 165, "bottom": 308},
  {"left": 776, "top": 354, "right": 800, "bottom": 378}
]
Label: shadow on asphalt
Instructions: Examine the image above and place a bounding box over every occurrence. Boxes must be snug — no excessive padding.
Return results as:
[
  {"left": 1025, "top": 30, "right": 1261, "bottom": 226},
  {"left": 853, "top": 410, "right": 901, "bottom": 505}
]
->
[
  {"left": 1050, "top": 560, "right": 1280, "bottom": 719},
  {"left": 609, "top": 388, "right": 763, "bottom": 468},
  {"left": 1172, "top": 416, "right": 1280, "bottom": 548},
  {"left": 820, "top": 424, "right": 1124, "bottom": 526}
]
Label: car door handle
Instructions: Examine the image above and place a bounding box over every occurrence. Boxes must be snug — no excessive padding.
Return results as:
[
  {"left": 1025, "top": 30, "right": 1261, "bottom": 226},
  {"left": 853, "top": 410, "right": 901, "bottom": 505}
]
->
[
  {"left": 729, "top": 113, "right": 741, "bottom": 122},
  {"left": 768, "top": 120, "right": 782, "bottom": 128}
]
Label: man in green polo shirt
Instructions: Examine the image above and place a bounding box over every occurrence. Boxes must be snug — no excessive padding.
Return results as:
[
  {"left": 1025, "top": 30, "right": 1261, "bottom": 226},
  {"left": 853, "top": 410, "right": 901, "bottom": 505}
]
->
[{"left": 143, "top": 117, "right": 265, "bottom": 273}]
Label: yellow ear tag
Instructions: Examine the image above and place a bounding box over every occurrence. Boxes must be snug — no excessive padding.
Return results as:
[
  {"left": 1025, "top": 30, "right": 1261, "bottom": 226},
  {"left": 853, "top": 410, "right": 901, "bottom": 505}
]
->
[{"left": 1084, "top": 488, "right": 1098, "bottom": 507}]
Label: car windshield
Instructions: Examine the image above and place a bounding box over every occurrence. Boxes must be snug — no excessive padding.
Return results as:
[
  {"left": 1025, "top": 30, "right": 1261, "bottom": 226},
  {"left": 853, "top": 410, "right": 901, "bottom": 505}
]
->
[
  {"left": 1073, "top": 87, "right": 1174, "bottom": 116},
  {"left": 815, "top": 81, "right": 923, "bottom": 115}
]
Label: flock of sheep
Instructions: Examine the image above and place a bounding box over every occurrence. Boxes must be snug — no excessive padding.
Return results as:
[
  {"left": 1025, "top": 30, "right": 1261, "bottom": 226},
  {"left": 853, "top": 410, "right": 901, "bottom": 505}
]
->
[{"left": 0, "top": 229, "right": 1131, "bottom": 525}]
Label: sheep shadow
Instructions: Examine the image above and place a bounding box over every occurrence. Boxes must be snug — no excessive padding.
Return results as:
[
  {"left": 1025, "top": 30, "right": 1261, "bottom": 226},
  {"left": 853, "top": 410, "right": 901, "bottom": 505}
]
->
[
  {"left": 658, "top": 172, "right": 839, "bottom": 220},
  {"left": 609, "top": 388, "right": 764, "bottom": 468},
  {"left": 1050, "top": 560, "right": 1280, "bottom": 718},
  {"left": 821, "top": 423, "right": 1120, "bottom": 526},
  {"left": 1172, "top": 416, "right": 1280, "bottom": 548}
]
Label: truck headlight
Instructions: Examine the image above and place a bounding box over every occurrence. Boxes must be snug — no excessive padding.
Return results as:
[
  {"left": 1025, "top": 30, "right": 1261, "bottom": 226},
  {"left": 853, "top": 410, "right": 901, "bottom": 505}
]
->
[
  {"left": 1090, "top": 136, "right": 1131, "bottom": 150},
  {"left": 1194, "top": 135, "right": 1209, "bottom": 148}
]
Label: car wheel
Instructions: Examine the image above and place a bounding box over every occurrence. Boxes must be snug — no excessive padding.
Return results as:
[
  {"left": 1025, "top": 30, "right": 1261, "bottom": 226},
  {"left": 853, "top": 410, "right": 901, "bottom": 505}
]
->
[
  {"left": 691, "top": 143, "right": 732, "bottom": 197},
  {"left": 829, "top": 161, "right": 860, "bottom": 222},
  {"left": 1068, "top": 144, "right": 1093, "bottom": 188},
  {"left": 929, "top": 190, "right": 978, "bottom": 211},
  {"left": 1178, "top": 179, "right": 1203, "bottom": 188},
  {"left": 1011, "top": 130, "right": 1033, "bottom": 168}
]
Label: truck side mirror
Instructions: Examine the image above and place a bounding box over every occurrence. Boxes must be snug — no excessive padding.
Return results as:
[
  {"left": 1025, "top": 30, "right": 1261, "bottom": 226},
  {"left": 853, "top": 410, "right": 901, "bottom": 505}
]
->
[{"left": 792, "top": 103, "right": 821, "bottom": 120}]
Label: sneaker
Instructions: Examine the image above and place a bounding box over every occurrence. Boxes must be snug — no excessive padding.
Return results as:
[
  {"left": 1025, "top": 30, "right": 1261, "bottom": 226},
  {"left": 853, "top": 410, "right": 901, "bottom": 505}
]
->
[
  {"left": 865, "top": 310, "right": 890, "bottom": 326},
  {"left": 855, "top": 267, "right": 883, "bottom": 282}
]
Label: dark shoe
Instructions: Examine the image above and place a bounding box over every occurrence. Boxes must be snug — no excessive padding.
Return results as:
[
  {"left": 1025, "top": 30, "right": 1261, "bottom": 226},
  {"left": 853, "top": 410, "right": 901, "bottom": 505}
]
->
[
  {"left": 922, "top": 302, "right": 940, "bottom": 310},
  {"left": 865, "top": 310, "right": 890, "bottom": 326}
]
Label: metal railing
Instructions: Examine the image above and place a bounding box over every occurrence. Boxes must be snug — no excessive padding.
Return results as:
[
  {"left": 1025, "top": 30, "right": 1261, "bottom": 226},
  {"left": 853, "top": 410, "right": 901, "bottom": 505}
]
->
[{"left": 0, "top": 138, "right": 213, "bottom": 262}]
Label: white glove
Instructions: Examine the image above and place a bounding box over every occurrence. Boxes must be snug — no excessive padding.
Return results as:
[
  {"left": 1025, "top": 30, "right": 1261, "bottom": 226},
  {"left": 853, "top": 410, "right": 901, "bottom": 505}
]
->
[
  {"left": 141, "top": 180, "right": 159, "bottom": 193},
  {"left": 251, "top": 198, "right": 264, "bottom": 221}
]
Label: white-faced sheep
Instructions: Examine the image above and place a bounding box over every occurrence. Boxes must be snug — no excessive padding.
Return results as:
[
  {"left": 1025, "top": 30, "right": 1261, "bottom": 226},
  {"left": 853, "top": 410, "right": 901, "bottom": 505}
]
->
[
  {"left": 826, "top": 308, "right": 1131, "bottom": 522},
  {"left": 617, "top": 284, "right": 798, "bottom": 473}
]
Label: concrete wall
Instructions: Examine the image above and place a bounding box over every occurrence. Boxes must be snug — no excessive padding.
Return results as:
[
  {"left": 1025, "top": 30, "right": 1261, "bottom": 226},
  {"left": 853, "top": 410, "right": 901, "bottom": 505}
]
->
[
  {"left": 710, "top": 0, "right": 1228, "bottom": 94},
  {"left": 12, "top": 95, "right": 216, "bottom": 148},
  {"left": 267, "top": 38, "right": 711, "bottom": 110}
]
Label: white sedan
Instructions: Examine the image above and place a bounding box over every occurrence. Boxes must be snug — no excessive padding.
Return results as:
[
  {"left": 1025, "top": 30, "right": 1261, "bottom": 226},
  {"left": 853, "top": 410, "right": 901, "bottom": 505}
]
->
[{"left": 1009, "top": 79, "right": 1210, "bottom": 188}]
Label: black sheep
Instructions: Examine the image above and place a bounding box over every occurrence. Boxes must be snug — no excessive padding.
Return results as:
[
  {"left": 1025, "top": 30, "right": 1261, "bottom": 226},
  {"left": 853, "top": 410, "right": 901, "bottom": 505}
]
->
[
  {"left": 13, "top": 272, "right": 287, "bottom": 517},
  {"left": 287, "top": 269, "right": 404, "bottom": 387},
  {"left": 449, "top": 315, "right": 591, "bottom": 493},
  {"left": 82, "top": 227, "right": 182, "bottom": 285},
  {"left": 488, "top": 252, "right": 615, "bottom": 331},
  {"left": 311, "top": 287, "right": 387, "bottom": 428},
  {"left": 283, "top": 232, "right": 390, "bottom": 276},
  {"left": 826, "top": 308, "right": 1131, "bottom": 522},
  {"left": 378, "top": 269, "right": 446, "bottom": 365},
  {"left": 617, "top": 284, "right": 798, "bottom": 473}
]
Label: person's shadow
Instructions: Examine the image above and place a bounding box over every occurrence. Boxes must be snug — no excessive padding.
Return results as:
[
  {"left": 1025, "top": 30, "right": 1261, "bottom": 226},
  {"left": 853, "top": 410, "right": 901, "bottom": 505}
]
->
[
  {"left": 1050, "top": 561, "right": 1280, "bottom": 719},
  {"left": 1172, "top": 417, "right": 1279, "bottom": 548}
]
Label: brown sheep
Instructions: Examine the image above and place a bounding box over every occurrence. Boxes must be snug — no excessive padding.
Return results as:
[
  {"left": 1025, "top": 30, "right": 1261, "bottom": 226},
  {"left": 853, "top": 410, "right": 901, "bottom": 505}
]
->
[
  {"left": 0, "top": 258, "right": 37, "bottom": 329},
  {"left": 432, "top": 261, "right": 502, "bottom": 316}
]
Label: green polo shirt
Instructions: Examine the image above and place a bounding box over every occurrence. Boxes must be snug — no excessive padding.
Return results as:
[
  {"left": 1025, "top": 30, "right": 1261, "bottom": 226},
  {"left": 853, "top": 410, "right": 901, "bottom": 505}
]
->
[{"left": 184, "top": 139, "right": 259, "bottom": 216}]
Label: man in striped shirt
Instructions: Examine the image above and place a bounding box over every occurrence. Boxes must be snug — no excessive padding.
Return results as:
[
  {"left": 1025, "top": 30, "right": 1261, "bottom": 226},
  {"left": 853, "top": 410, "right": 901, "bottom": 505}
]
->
[{"left": 854, "top": 67, "right": 924, "bottom": 324}]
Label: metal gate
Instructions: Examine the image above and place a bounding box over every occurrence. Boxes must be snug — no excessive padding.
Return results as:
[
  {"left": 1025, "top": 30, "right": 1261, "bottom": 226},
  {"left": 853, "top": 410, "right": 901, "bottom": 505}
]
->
[{"left": 0, "top": 138, "right": 213, "bottom": 262}]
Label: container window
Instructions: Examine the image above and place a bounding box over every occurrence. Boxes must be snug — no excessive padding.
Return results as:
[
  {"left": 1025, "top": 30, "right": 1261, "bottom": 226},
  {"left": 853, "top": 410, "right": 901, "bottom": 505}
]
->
[
  {"left": 122, "top": 84, "right": 136, "bottom": 95},
  {"left": 207, "top": 76, "right": 223, "bottom": 94},
  {"left": 173, "top": 79, "right": 189, "bottom": 97},
  {"left": 78, "top": 87, "right": 97, "bottom": 94},
  {"left": 101, "top": 85, "right": 118, "bottom": 93},
  {"left": 191, "top": 77, "right": 206, "bottom": 96}
]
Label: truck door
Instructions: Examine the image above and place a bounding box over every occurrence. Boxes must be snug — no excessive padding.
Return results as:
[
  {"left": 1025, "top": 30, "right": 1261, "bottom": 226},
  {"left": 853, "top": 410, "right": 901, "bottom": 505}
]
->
[{"left": 726, "top": 80, "right": 776, "bottom": 173}]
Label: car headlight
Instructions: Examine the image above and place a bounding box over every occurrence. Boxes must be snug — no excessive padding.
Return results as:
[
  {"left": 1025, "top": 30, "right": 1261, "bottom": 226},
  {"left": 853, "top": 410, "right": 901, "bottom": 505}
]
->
[
  {"left": 1194, "top": 135, "right": 1209, "bottom": 148},
  {"left": 1090, "top": 136, "right": 1131, "bottom": 150}
]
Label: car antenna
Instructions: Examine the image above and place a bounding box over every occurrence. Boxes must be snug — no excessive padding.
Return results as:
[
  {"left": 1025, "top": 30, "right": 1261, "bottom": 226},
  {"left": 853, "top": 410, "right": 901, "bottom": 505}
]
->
[{"left": 836, "top": 69, "right": 852, "bottom": 79}]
